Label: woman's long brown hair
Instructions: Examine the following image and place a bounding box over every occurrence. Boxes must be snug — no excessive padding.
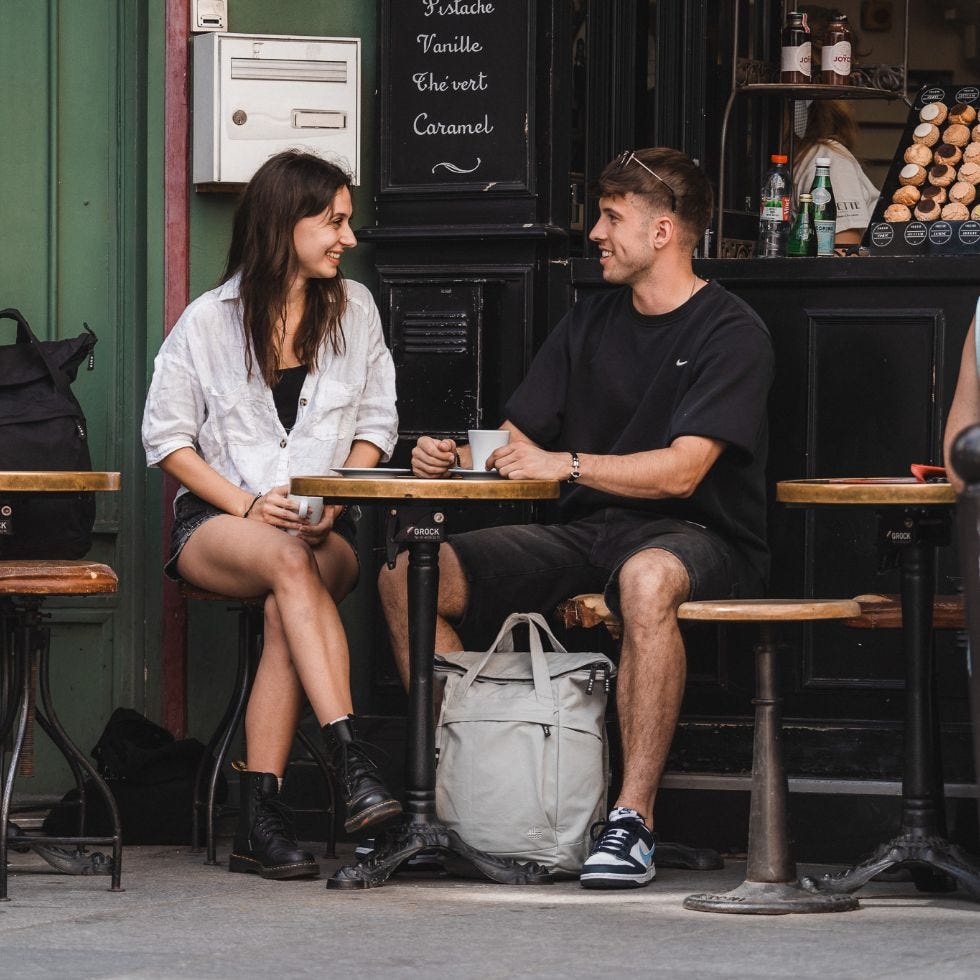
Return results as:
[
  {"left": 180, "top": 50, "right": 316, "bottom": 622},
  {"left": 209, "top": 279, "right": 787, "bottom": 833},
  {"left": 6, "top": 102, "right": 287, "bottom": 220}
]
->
[{"left": 222, "top": 150, "right": 352, "bottom": 387}]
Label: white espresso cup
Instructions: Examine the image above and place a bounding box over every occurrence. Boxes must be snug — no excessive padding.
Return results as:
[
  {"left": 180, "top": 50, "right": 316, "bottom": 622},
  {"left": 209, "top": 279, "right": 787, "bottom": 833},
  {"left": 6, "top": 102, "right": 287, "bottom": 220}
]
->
[
  {"left": 286, "top": 494, "right": 325, "bottom": 535},
  {"left": 467, "top": 429, "right": 510, "bottom": 470}
]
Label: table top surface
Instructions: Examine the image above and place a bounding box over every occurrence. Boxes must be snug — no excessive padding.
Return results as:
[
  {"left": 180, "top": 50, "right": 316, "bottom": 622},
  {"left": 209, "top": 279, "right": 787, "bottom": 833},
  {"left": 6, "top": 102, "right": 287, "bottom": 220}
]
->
[
  {"left": 776, "top": 478, "right": 955, "bottom": 506},
  {"left": 290, "top": 473, "right": 560, "bottom": 502},
  {"left": 0, "top": 471, "right": 121, "bottom": 492}
]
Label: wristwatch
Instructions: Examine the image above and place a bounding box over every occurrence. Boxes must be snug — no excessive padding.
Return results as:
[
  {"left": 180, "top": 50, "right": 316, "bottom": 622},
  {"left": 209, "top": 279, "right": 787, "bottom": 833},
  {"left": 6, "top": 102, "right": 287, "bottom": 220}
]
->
[{"left": 568, "top": 451, "right": 581, "bottom": 483}]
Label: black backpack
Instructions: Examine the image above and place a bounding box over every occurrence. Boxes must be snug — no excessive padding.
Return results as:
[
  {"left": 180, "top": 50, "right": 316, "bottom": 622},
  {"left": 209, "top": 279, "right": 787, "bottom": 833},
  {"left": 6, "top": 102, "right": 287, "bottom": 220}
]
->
[{"left": 0, "top": 307, "right": 97, "bottom": 558}]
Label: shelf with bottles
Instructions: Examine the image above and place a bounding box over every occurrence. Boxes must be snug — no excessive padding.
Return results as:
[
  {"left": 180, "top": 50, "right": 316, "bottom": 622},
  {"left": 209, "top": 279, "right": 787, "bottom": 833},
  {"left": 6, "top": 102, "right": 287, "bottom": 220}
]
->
[{"left": 716, "top": 0, "right": 910, "bottom": 257}]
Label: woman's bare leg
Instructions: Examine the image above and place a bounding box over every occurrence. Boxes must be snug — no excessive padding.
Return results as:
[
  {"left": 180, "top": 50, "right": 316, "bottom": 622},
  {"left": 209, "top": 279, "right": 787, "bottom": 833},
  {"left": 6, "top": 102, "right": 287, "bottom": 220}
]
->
[{"left": 178, "top": 518, "right": 358, "bottom": 774}]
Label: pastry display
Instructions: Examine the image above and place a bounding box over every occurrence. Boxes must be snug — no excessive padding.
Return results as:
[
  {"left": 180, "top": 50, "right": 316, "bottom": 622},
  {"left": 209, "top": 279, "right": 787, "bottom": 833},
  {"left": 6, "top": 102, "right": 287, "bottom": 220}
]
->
[
  {"left": 927, "top": 163, "right": 956, "bottom": 187},
  {"left": 899, "top": 163, "right": 926, "bottom": 186},
  {"left": 948, "top": 102, "right": 977, "bottom": 125},
  {"left": 934, "top": 143, "right": 963, "bottom": 167},
  {"left": 942, "top": 202, "right": 970, "bottom": 221},
  {"left": 891, "top": 185, "right": 920, "bottom": 206},
  {"left": 913, "top": 199, "right": 940, "bottom": 221},
  {"left": 949, "top": 181, "right": 976, "bottom": 205},
  {"left": 919, "top": 102, "right": 948, "bottom": 126},
  {"left": 943, "top": 123, "right": 971, "bottom": 147},
  {"left": 904, "top": 143, "right": 934, "bottom": 167},
  {"left": 868, "top": 86, "right": 980, "bottom": 255},
  {"left": 958, "top": 161, "right": 980, "bottom": 185},
  {"left": 883, "top": 203, "right": 912, "bottom": 222}
]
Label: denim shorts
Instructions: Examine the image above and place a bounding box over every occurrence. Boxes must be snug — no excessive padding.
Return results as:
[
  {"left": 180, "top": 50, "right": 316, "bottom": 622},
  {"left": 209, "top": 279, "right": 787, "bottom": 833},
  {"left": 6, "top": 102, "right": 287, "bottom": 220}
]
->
[
  {"left": 163, "top": 491, "right": 359, "bottom": 583},
  {"left": 447, "top": 508, "right": 743, "bottom": 647}
]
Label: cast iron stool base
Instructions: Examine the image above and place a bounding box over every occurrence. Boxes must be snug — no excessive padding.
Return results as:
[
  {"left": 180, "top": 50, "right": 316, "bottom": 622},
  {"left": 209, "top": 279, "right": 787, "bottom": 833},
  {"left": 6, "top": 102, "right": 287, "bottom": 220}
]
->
[
  {"left": 685, "top": 879, "right": 858, "bottom": 914},
  {"left": 676, "top": 602, "right": 863, "bottom": 916},
  {"left": 327, "top": 816, "right": 553, "bottom": 889}
]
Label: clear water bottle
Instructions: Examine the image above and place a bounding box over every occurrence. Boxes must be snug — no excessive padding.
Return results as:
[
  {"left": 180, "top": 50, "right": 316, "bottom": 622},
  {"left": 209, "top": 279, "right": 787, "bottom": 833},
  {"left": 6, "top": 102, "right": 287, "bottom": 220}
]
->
[{"left": 757, "top": 154, "right": 792, "bottom": 257}]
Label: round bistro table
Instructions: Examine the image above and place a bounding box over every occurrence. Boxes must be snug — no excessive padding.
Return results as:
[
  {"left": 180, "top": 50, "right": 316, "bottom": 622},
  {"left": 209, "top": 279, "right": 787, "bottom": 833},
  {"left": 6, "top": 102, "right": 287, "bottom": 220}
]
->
[
  {"left": 776, "top": 478, "right": 980, "bottom": 901},
  {"left": 290, "top": 472, "right": 560, "bottom": 889}
]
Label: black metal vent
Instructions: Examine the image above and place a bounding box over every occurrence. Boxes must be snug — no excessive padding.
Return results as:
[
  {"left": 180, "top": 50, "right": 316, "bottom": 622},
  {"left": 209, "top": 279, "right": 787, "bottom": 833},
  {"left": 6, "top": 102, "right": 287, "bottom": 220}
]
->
[{"left": 401, "top": 313, "right": 470, "bottom": 355}]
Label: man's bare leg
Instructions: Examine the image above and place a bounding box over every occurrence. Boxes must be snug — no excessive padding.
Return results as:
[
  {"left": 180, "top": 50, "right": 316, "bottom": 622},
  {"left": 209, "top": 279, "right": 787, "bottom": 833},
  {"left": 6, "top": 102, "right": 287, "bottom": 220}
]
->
[
  {"left": 377, "top": 542, "right": 469, "bottom": 688},
  {"left": 613, "top": 548, "right": 690, "bottom": 828}
]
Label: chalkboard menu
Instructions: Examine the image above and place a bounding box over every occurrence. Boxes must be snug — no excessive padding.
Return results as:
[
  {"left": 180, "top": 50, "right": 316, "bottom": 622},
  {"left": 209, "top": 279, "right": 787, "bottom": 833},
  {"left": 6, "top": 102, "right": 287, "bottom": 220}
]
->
[{"left": 380, "top": 0, "right": 533, "bottom": 194}]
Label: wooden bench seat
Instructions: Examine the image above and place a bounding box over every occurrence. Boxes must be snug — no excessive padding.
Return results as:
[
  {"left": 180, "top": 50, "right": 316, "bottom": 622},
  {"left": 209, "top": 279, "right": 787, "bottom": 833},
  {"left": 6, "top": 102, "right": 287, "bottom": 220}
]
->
[{"left": 0, "top": 560, "right": 117, "bottom": 596}]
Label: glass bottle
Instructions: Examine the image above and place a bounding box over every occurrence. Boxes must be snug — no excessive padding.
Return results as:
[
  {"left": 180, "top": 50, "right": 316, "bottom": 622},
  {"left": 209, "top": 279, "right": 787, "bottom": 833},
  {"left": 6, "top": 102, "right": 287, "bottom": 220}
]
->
[
  {"left": 787, "top": 194, "right": 817, "bottom": 257},
  {"left": 809, "top": 157, "right": 837, "bottom": 256},
  {"left": 780, "top": 11, "right": 811, "bottom": 84},
  {"left": 758, "top": 154, "right": 792, "bottom": 257},
  {"left": 821, "top": 12, "right": 852, "bottom": 86}
]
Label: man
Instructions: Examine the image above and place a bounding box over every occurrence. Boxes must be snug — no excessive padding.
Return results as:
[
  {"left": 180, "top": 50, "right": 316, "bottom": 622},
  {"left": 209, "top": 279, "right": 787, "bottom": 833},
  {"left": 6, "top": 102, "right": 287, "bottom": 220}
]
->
[{"left": 378, "top": 147, "right": 773, "bottom": 889}]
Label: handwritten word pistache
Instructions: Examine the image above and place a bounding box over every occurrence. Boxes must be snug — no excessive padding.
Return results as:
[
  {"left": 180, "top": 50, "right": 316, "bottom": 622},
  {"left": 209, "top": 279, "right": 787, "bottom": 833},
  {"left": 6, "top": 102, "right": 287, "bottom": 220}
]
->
[{"left": 422, "top": 0, "right": 495, "bottom": 15}]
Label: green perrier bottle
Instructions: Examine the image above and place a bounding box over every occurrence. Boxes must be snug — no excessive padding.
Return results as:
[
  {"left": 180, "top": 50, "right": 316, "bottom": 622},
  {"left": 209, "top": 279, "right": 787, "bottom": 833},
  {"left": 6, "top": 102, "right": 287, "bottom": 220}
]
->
[
  {"left": 809, "top": 156, "right": 837, "bottom": 256},
  {"left": 787, "top": 193, "right": 817, "bottom": 257}
]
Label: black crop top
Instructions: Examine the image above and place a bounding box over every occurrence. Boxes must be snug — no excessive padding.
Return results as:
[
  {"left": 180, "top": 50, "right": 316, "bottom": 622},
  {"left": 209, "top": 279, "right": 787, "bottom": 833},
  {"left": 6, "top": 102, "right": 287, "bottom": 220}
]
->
[{"left": 272, "top": 365, "right": 307, "bottom": 432}]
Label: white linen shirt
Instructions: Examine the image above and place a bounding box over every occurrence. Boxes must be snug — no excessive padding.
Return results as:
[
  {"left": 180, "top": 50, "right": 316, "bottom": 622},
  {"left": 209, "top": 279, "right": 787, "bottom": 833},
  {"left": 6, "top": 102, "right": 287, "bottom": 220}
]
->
[{"left": 142, "top": 275, "right": 398, "bottom": 503}]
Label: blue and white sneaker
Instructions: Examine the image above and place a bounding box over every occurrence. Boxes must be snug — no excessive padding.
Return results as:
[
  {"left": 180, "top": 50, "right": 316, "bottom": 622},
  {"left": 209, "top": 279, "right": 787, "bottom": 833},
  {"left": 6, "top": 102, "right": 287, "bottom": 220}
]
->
[{"left": 580, "top": 807, "right": 656, "bottom": 889}]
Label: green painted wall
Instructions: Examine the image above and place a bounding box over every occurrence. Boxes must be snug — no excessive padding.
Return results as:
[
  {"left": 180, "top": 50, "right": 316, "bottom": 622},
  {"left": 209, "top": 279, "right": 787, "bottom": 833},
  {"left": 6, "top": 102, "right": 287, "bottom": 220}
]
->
[{"left": 1, "top": 0, "right": 147, "bottom": 794}]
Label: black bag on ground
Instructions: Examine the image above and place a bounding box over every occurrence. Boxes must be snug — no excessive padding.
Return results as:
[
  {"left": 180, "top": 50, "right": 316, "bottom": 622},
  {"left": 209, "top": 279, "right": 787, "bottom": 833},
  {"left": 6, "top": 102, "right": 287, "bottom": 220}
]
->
[
  {"left": 0, "top": 307, "right": 97, "bottom": 558},
  {"left": 42, "top": 708, "right": 225, "bottom": 845}
]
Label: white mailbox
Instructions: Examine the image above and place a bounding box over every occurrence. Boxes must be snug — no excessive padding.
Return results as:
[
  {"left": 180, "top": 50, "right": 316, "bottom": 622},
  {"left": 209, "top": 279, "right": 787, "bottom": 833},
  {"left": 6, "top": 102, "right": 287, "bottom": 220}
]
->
[{"left": 193, "top": 32, "right": 360, "bottom": 186}]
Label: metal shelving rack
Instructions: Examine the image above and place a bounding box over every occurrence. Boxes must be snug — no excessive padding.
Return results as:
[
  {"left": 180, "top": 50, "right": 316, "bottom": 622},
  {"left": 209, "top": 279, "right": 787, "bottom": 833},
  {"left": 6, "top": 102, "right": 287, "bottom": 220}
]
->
[{"left": 716, "top": 0, "right": 911, "bottom": 257}]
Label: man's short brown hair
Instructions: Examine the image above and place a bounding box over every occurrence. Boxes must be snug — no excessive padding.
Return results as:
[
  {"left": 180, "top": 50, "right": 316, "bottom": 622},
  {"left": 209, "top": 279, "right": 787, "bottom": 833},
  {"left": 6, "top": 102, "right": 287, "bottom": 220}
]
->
[{"left": 596, "top": 148, "right": 714, "bottom": 250}]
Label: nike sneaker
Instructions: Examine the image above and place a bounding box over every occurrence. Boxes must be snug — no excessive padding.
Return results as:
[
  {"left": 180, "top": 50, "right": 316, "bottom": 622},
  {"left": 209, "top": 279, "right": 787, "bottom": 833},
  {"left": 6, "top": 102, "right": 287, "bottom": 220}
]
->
[{"left": 580, "top": 807, "right": 656, "bottom": 889}]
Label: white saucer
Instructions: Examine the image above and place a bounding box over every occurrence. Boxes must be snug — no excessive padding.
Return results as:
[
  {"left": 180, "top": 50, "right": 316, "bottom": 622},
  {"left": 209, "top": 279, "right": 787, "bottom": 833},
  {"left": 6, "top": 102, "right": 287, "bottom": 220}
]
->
[
  {"left": 449, "top": 467, "right": 505, "bottom": 480},
  {"left": 332, "top": 467, "right": 414, "bottom": 479}
]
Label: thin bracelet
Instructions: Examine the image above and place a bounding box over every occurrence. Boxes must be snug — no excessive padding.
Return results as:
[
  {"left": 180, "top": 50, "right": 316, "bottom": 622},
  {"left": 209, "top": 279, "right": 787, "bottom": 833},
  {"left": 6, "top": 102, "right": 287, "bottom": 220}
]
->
[{"left": 242, "top": 493, "right": 262, "bottom": 518}]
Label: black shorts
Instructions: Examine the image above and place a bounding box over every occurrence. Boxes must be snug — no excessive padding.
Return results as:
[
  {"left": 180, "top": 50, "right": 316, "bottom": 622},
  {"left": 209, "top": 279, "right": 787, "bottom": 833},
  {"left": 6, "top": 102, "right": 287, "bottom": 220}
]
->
[
  {"left": 163, "top": 491, "right": 359, "bottom": 583},
  {"left": 448, "top": 509, "right": 742, "bottom": 646}
]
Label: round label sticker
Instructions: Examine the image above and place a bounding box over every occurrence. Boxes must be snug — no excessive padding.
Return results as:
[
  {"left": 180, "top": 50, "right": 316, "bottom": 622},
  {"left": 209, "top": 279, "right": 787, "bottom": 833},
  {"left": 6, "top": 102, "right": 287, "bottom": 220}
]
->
[
  {"left": 955, "top": 86, "right": 980, "bottom": 104},
  {"left": 812, "top": 187, "right": 831, "bottom": 205},
  {"left": 920, "top": 87, "right": 946, "bottom": 106},
  {"left": 928, "top": 221, "right": 953, "bottom": 245},
  {"left": 958, "top": 220, "right": 980, "bottom": 246},
  {"left": 870, "top": 222, "right": 894, "bottom": 248},
  {"left": 904, "top": 221, "right": 927, "bottom": 246}
]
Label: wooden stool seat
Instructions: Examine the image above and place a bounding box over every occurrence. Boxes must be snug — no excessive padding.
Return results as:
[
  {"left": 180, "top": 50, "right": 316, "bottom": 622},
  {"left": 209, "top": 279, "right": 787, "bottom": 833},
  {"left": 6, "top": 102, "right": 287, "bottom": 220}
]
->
[
  {"left": 844, "top": 593, "right": 965, "bottom": 630},
  {"left": 0, "top": 560, "right": 117, "bottom": 596},
  {"left": 678, "top": 598, "right": 862, "bottom": 623},
  {"left": 177, "top": 582, "right": 265, "bottom": 605}
]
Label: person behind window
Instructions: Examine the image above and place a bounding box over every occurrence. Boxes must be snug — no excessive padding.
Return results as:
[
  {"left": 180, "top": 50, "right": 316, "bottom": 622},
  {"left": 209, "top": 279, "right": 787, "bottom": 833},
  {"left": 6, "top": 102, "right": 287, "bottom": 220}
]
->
[{"left": 142, "top": 150, "right": 401, "bottom": 881}]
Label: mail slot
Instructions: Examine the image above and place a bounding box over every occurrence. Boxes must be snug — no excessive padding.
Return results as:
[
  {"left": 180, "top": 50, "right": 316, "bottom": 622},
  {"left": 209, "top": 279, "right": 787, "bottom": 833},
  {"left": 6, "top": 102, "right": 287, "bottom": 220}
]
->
[{"left": 193, "top": 32, "right": 361, "bottom": 186}]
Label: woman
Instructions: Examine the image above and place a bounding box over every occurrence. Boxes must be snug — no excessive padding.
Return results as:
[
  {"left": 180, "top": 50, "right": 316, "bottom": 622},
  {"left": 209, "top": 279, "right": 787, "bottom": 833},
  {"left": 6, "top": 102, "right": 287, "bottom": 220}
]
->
[
  {"left": 945, "top": 310, "right": 980, "bottom": 492},
  {"left": 142, "top": 150, "right": 401, "bottom": 880},
  {"left": 792, "top": 99, "right": 880, "bottom": 247}
]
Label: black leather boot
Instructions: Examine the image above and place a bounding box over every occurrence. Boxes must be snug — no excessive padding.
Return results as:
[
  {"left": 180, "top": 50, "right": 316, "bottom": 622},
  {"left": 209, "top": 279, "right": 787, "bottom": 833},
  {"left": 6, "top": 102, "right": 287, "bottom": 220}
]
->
[
  {"left": 323, "top": 718, "right": 402, "bottom": 834},
  {"left": 228, "top": 766, "right": 319, "bottom": 880}
]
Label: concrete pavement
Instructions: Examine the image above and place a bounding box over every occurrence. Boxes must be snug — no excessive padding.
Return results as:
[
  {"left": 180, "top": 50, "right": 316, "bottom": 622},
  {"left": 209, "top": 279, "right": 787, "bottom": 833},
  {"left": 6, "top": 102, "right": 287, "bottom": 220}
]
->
[{"left": 1, "top": 843, "right": 979, "bottom": 979}]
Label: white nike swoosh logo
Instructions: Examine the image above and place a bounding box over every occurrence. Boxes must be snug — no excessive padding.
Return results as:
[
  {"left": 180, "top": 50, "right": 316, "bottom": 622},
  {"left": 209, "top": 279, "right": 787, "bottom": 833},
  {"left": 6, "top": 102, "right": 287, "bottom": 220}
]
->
[{"left": 676, "top": 359, "right": 688, "bottom": 366}]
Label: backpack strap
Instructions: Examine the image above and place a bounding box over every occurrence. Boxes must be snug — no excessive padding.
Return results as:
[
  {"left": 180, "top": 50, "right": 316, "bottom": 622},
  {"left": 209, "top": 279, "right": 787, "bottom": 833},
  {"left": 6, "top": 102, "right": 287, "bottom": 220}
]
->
[{"left": 0, "top": 307, "right": 72, "bottom": 394}]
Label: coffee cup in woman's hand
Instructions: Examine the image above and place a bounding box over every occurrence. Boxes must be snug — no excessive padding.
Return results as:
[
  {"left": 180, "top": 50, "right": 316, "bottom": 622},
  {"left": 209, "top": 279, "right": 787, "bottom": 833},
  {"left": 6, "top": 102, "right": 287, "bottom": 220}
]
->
[{"left": 286, "top": 494, "right": 325, "bottom": 535}]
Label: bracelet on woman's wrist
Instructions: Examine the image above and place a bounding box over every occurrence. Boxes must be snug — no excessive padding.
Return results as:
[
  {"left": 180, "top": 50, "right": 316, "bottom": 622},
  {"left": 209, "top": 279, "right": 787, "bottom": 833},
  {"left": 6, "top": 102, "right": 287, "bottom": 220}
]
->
[{"left": 242, "top": 493, "right": 262, "bottom": 518}]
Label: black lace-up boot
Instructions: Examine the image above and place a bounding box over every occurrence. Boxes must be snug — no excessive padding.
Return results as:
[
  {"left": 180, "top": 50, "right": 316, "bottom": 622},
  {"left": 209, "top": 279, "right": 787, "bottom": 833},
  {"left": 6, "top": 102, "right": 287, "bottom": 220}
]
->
[
  {"left": 228, "top": 766, "right": 320, "bottom": 880},
  {"left": 322, "top": 717, "right": 402, "bottom": 834}
]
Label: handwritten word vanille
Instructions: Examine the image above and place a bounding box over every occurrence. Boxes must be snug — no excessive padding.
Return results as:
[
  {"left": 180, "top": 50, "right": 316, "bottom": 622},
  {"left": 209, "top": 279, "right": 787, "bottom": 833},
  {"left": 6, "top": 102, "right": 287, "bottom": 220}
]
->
[
  {"left": 416, "top": 33, "right": 483, "bottom": 54},
  {"left": 422, "top": 0, "right": 495, "bottom": 15}
]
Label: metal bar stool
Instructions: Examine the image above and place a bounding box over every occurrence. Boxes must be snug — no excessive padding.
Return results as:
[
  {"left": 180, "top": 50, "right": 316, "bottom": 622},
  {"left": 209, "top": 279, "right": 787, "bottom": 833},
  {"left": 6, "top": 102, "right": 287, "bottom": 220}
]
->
[
  {"left": 180, "top": 584, "right": 338, "bottom": 865},
  {"left": 0, "top": 560, "right": 122, "bottom": 899},
  {"left": 678, "top": 598, "right": 863, "bottom": 915}
]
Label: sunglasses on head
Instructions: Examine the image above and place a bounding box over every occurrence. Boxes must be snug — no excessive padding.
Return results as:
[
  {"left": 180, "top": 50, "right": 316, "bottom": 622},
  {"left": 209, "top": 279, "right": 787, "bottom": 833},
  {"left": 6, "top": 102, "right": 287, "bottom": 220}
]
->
[{"left": 616, "top": 151, "right": 678, "bottom": 213}]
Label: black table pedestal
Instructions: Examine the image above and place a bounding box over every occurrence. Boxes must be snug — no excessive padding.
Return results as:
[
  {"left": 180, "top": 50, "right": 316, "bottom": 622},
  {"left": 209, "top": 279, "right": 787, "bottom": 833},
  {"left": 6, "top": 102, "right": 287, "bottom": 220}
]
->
[
  {"left": 803, "top": 509, "right": 980, "bottom": 900},
  {"left": 328, "top": 508, "right": 551, "bottom": 889}
]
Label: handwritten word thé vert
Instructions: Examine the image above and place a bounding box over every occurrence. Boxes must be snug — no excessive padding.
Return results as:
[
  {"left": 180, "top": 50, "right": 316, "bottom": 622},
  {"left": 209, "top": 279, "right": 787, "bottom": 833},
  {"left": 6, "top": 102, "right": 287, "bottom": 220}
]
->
[{"left": 413, "top": 71, "right": 489, "bottom": 92}]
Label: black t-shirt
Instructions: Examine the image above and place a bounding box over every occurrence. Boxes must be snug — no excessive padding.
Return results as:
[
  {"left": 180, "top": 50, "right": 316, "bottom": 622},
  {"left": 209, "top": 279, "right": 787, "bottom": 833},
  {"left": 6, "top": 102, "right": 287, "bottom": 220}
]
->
[{"left": 504, "top": 281, "right": 774, "bottom": 588}]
